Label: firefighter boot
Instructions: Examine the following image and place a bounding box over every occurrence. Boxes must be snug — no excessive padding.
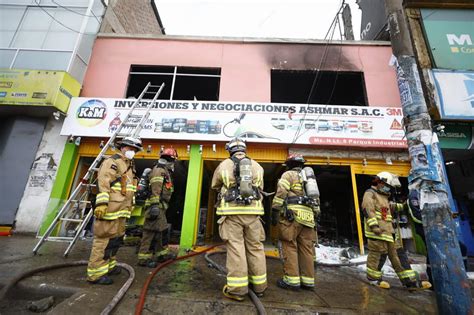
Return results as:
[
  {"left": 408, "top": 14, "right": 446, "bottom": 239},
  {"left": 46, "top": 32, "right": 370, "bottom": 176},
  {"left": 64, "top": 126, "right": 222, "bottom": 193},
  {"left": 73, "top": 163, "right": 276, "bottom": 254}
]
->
[
  {"left": 222, "top": 285, "right": 245, "bottom": 302},
  {"left": 368, "top": 279, "right": 390, "bottom": 289},
  {"left": 156, "top": 249, "right": 177, "bottom": 263},
  {"left": 276, "top": 278, "right": 300, "bottom": 291},
  {"left": 108, "top": 266, "right": 122, "bottom": 276},
  {"left": 88, "top": 275, "right": 113, "bottom": 285}
]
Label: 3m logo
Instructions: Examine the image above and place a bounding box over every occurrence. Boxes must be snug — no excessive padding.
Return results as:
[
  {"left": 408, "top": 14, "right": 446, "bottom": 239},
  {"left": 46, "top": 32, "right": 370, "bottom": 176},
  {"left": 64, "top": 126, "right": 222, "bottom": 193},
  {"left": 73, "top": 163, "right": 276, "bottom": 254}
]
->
[
  {"left": 446, "top": 34, "right": 473, "bottom": 54},
  {"left": 390, "top": 119, "right": 403, "bottom": 130}
]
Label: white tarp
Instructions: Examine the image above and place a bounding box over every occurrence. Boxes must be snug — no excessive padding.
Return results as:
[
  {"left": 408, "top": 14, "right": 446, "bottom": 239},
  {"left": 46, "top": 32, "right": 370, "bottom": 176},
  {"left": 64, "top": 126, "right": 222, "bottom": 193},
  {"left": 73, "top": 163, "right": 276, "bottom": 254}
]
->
[{"left": 61, "top": 98, "right": 407, "bottom": 148}]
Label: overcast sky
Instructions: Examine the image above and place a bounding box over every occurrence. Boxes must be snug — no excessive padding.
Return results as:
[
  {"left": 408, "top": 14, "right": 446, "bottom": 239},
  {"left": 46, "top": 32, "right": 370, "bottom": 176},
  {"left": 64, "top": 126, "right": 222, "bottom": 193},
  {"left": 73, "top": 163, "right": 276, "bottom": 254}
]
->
[{"left": 154, "top": 0, "right": 362, "bottom": 40}]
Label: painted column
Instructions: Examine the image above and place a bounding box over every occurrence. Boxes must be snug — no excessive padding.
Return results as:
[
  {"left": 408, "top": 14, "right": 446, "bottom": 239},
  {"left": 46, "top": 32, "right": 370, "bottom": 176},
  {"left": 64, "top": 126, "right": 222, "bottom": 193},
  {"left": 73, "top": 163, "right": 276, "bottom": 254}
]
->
[
  {"left": 180, "top": 144, "right": 203, "bottom": 248},
  {"left": 38, "top": 142, "right": 78, "bottom": 236},
  {"left": 350, "top": 167, "right": 365, "bottom": 255}
]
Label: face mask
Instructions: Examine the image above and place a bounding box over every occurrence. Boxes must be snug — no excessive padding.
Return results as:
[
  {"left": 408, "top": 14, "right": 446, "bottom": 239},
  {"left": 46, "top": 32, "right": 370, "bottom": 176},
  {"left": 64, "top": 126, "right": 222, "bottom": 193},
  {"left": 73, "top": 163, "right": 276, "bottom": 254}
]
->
[
  {"left": 124, "top": 150, "right": 135, "bottom": 160},
  {"left": 381, "top": 186, "right": 391, "bottom": 194}
]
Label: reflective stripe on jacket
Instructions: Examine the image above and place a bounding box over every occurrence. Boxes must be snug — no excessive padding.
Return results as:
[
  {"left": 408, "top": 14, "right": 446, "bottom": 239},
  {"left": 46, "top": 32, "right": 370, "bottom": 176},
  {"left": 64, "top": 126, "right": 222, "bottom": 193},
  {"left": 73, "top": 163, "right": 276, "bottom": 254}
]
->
[
  {"left": 272, "top": 168, "right": 316, "bottom": 228},
  {"left": 211, "top": 152, "right": 264, "bottom": 216},
  {"left": 96, "top": 153, "right": 136, "bottom": 220},
  {"left": 361, "top": 187, "right": 394, "bottom": 242}
]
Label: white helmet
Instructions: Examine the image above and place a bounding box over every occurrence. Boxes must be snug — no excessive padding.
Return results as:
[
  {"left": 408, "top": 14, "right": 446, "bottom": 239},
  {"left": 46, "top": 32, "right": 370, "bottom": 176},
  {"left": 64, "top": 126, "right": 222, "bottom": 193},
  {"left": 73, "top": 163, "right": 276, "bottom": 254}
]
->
[
  {"left": 376, "top": 172, "right": 401, "bottom": 188},
  {"left": 116, "top": 137, "right": 143, "bottom": 151},
  {"left": 225, "top": 137, "right": 247, "bottom": 155}
]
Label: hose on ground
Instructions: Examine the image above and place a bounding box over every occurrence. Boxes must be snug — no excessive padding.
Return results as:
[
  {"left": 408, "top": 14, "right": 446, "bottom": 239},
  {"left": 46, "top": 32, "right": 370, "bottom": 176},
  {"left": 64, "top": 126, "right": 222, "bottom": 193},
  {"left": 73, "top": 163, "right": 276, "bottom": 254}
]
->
[
  {"left": 100, "top": 262, "right": 135, "bottom": 315},
  {"left": 134, "top": 244, "right": 223, "bottom": 315},
  {"left": 204, "top": 251, "right": 267, "bottom": 315},
  {"left": 265, "top": 254, "right": 367, "bottom": 267},
  {"left": 0, "top": 260, "right": 135, "bottom": 315}
]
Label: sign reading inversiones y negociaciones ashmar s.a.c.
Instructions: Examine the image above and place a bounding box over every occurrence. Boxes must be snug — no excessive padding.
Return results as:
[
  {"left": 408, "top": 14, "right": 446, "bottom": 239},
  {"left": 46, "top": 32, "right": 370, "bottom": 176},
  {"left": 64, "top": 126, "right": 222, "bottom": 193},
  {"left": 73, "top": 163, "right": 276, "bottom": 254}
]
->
[{"left": 61, "top": 98, "right": 407, "bottom": 149}]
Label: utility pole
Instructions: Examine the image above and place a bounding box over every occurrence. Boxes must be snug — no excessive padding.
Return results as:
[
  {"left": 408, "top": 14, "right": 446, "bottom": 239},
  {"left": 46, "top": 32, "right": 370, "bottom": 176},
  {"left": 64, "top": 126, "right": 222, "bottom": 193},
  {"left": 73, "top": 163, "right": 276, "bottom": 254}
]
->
[{"left": 385, "top": 1, "right": 472, "bottom": 313}]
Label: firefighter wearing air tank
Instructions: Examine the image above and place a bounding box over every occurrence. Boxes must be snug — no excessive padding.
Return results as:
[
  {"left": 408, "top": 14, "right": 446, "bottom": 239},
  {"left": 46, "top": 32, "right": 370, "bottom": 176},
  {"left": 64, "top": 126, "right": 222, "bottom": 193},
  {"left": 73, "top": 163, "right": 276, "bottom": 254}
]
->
[
  {"left": 87, "top": 137, "right": 141, "bottom": 285},
  {"left": 272, "top": 154, "right": 320, "bottom": 291},
  {"left": 362, "top": 172, "right": 420, "bottom": 289},
  {"left": 211, "top": 138, "right": 267, "bottom": 301},
  {"left": 137, "top": 148, "right": 178, "bottom": 268}
]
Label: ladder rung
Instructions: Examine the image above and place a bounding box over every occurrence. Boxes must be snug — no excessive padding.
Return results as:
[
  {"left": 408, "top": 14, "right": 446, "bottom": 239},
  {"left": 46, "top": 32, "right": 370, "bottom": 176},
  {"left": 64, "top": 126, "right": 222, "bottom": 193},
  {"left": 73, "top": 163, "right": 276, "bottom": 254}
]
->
[
  {"left": 123, "top": 123, "right": 138, "bottom": 128},
  {"left": 71, "top": 200, "right": 91, "bottom": 204},
  {"left": 144, "top": 91, "right": 160, "bottom": 94},
  {"left": 149, "top": 84, "right": 163, "bottom": 88},
  {"left": 90, "top": 168, "right": 100, "bottom": 172},
  {"left": 45, "top": 236, "right": 74, "bottom": 242},
  {"left": 128, "top": 115, "right": 142, "bottom": 119},
  {"left": 60, "top": 218, "right": 83, "bottom": 223}
]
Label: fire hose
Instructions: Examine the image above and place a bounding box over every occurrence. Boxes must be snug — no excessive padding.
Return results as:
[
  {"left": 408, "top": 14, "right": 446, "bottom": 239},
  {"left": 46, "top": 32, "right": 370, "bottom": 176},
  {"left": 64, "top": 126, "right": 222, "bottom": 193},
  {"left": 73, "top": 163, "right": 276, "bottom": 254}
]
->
[
  {"left": 0, "top": 260, "right": 135, "bottom": 315},
  {"left": 134, "top": 244, "right": 222, "bottom": 315}
]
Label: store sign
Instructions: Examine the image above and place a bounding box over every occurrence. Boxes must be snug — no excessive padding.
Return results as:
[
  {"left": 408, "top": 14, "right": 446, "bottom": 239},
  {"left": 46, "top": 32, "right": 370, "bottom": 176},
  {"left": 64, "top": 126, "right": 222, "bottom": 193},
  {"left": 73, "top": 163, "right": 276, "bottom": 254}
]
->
[
  {"left": 431, "top": 70, "right": 474, "bottom": 120},
  {"left": 61, "top": 98, "right": 407, "bottom": 149},
  {"left": 421, "top": 9, "right": 474, "bottom": 70},
  {"left": 358, "top": 0, "right": 387, "bottom": 40},
  {"left": 438, "top": 122, "right": 474, "bottom": 149},
  {"left": 0, "top": 69, "right": 81, "bottom": 113}
]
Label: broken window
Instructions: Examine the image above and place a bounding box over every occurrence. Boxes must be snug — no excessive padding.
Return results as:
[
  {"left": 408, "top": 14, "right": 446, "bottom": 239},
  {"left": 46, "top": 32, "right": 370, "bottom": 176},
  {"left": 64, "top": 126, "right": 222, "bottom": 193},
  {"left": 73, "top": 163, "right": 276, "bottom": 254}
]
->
[
  {"left": 271, "top": 70, "right": 368, "bottom": 106},
  {"left": 126, "top": 65, "right": 221, "bottom": 101}
]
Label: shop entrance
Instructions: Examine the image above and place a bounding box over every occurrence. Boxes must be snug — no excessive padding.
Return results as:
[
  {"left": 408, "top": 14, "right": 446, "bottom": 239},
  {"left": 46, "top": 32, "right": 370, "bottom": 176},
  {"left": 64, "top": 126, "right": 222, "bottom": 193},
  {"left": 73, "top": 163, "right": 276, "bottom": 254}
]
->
[
  {"left": 70, "top": 155, "right": 189, "bottom": 245},
  {"left": 200, "top": 160, "right": 359, "bottom": 247}
]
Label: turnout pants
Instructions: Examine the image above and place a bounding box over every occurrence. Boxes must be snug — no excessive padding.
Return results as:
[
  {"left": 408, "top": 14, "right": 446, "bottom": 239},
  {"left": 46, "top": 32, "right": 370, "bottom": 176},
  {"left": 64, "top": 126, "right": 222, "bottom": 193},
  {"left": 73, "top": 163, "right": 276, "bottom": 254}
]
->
[
  {"left": 87, "top": 217, "right": 126, "bottom": 281},
  {"left": 279, "top": 220, "right": 316, "bottom": 288},
  {"left": 366, "top": 238, "right": 413, "bottom": 284},
  {"left": 218, "top": 215, "right": 267, "bottom": 296},
  {"left": 138, "top": 206, "right": 169, "bottom": 262}
]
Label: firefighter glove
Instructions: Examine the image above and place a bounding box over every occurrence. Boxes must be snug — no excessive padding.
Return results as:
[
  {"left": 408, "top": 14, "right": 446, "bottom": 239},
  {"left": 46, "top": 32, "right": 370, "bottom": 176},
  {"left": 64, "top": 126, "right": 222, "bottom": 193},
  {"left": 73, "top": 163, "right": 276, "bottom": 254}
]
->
[
  {"left": 371, "top": 226, "right": 382, "bottom": 235},
  {"left": 148, "top": 205, "right": 160, "bottom": 220},
  {"left": 271, "top": 209, "right": 280, "bottom": 226},
  {"left": 94, "top": 204, "right": 108, "bottom": 219}
]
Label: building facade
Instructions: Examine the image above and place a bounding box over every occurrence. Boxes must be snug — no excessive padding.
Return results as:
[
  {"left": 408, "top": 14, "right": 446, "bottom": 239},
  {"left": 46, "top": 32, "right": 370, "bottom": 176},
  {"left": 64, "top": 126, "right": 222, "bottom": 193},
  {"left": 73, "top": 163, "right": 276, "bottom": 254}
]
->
[
  {"left": 403, "top": 1, "right": 474, "bottom": 254},
  {"left": 43, "top": 34, "right": 414, "bottom": 252}
]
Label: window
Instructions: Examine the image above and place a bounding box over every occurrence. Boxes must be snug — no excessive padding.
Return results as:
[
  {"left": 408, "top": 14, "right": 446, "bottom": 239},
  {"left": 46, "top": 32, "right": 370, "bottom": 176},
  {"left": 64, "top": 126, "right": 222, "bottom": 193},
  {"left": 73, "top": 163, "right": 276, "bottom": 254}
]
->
[
  {"left": 126, "top": 66, "right": 221, "bottom": 101},
  {"left": 271, "top": 70, "right": 368, "bottom": 106}
]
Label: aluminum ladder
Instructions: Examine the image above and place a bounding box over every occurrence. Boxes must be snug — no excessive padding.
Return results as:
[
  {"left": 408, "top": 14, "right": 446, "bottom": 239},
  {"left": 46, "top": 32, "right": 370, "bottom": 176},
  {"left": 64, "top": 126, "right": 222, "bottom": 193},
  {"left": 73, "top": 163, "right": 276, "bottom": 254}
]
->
[{"left": 33, "top": 82, "right": 165, "bottom": 257}]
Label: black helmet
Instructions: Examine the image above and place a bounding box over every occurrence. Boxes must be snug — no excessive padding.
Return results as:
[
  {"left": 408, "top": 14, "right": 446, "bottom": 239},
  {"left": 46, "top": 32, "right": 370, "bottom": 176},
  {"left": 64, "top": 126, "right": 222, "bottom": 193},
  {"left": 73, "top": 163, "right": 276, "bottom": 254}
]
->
[
  {"left": 116, "top": 137, "right": 143, "bottom": 151},
  {"left": 225, "top": 138, "right": 247, "bottom": 155}
]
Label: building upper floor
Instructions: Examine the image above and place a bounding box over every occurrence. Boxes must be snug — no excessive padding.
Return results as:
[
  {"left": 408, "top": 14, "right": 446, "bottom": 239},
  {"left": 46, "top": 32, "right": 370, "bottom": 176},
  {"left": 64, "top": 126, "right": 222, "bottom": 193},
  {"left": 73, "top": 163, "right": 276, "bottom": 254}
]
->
[{"left": 81, "top": 34, "right": 401, "bottom": 108}]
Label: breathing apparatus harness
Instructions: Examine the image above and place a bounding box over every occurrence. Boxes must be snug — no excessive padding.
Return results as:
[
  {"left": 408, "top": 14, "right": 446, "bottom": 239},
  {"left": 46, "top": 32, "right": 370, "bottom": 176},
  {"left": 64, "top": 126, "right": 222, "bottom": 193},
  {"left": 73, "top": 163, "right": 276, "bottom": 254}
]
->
[{"left": 223, "top": 155, "right": 260, "bottom": 205}]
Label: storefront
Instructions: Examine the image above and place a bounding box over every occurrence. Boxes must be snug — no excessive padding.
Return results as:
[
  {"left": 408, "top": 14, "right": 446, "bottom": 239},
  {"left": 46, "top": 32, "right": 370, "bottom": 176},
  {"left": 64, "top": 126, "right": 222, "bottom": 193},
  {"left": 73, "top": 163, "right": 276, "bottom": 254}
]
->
[
  {"left": 0, "top": 69, "right": 80, "bottom": 233},
  {"left": 42, "top": 97, "right": 411, "bottom": 254}
]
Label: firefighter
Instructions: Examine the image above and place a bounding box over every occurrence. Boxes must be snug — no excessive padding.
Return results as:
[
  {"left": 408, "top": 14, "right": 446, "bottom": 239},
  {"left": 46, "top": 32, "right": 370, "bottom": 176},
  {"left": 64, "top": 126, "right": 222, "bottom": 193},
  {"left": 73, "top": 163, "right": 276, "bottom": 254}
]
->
[
  {"left": 211, "top": 138, "right": 267, "bottom": 301},
  {"left": 362, "top": 171, "right": 422, "bottom": 289},
  {"left": 271, "top": 154, "right": 320, "bottom": 291},
  {"left": 138, "top": 148, "right": 178, "bottom": 267},
  {"left": 87, "top": 137, "right": 141, "bottom": 285}
]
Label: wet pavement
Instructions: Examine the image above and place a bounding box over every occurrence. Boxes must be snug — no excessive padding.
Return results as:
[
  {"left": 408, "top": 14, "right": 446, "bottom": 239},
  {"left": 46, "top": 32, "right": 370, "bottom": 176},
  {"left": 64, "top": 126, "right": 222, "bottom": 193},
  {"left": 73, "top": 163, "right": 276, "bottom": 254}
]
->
[{"left": 0, "top": 235, "right": 437, "bottom": 314}]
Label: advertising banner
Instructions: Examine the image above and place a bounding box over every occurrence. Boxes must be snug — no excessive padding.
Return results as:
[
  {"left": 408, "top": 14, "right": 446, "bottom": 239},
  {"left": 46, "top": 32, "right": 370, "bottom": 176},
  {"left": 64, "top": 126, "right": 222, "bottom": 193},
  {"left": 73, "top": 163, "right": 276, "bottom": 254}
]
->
[
  {"left": 0, "top": 69, "right": 81, "bottom": 113},
  {"left": 61, "top": 98, "right": 407, "bottom": 149},
  {"left": 431, "top": 69, "right": 474, "bottom": 120},
  {"left": 421, "top": 9, "right": 474, "bottom": 71}
]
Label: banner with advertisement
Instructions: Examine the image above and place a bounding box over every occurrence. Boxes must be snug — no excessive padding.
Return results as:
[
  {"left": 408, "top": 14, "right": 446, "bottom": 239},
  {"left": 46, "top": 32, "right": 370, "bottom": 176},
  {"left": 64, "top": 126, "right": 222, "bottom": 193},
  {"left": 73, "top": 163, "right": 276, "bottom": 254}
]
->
[
  {"left": 0, "top": 69, "right": 81, "bottom": 113},
  {"left": 61, "top": 98, "right": 407, "bottom": 149},
  {"left": 431, "top": 69, "right": 474, "bottom": 120}
]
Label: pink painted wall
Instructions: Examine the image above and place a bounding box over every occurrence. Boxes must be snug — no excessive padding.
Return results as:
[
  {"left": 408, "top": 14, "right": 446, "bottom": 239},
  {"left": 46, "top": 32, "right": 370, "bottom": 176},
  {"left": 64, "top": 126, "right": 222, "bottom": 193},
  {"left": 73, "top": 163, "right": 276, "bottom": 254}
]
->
[{"left": 82, "top": 37, "right": 401, "bottom": 107}]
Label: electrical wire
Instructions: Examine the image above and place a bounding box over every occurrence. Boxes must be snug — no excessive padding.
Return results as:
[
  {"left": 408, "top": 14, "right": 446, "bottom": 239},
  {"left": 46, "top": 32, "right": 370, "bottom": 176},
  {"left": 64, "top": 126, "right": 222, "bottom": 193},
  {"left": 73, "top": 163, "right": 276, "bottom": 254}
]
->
[
  {"left": 51, "top": 0, "right": 101, "bottom": 23},
  {"left": 34, "top": 0, "right": 99, "bottom": 35},
  {"left": 289, "top": 1, "right": 344, "bottom": 146}
]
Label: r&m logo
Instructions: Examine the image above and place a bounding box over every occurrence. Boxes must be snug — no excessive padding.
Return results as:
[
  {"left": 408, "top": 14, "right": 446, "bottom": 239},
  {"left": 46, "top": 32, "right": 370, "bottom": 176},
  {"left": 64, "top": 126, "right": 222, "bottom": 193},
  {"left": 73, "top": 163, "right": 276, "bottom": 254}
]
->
[
  {"left": 446, "top": 34, "right": 473, "bottom": 54},
  {"left": 76, "top": 99, "right": 107, "bottom": 127}
]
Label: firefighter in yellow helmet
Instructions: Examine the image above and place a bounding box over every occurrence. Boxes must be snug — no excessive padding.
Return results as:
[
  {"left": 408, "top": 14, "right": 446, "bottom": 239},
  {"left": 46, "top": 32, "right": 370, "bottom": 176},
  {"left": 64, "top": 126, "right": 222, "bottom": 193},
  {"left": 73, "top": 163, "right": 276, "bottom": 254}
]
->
[
  {"left": 138, "top": 148, "right": 178, "bottom": 268},
  {"left": 272, "top": 154, "right": 320, "bottom": 290},
  {"left": 362, "top": 171, "right": 421, "bottom": 289},
  {"left": 211, "top": 138, "right": 267, "bottom": 301},
  {"left": 87, "top": 137, "right": 141, "bottom": 285}
]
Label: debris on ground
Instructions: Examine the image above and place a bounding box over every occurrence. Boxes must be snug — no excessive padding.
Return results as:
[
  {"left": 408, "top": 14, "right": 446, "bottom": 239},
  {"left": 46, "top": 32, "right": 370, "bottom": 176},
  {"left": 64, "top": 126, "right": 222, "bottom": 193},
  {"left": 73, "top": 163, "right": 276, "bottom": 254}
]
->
[
  {"left": 27, "top": 296, "right": 55, "bottom": 313},
  {"left": 315, "top": 244, "right": 366, "bottom": 265}
]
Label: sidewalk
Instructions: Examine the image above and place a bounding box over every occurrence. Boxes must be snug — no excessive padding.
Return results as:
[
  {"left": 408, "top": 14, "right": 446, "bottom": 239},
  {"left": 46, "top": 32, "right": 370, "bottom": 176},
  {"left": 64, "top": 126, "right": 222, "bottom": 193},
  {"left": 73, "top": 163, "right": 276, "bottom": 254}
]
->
[{"left": 0, "top": 235, "right": 437, "bottom": 314}]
